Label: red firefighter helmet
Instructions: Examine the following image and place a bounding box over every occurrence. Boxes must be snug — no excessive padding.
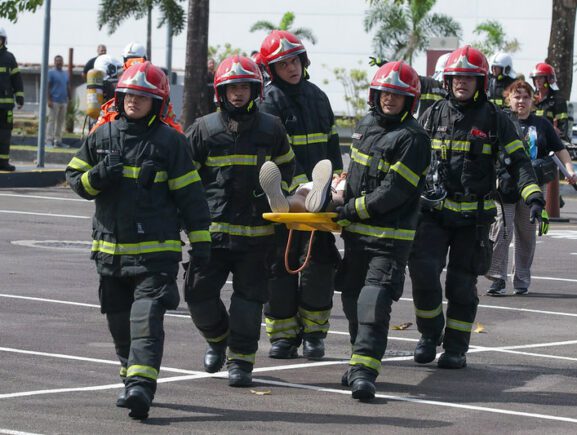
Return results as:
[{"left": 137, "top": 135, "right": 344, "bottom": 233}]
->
[
  {"left": 529, "top": 62, "right": 559, "bottom": 90},
  {"left": 259, "top": 30, "right": 309, "bottom": 72},
  {"left": 369, "top": 61, "right": 421, "bottom": 114},
  {"left": 443, "top": 45, "right": 489, "bottom": 91},
  {"left": 115, "top": 61, "right": 169, "bottom": 115},
  {"left": 214, "top": 55, "right": 263, "bottom": 103}
]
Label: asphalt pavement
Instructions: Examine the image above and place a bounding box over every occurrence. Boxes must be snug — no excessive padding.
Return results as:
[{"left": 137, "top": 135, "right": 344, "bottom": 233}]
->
[{"left": 1, "top": 177, "right": 577, "bottom": 433}]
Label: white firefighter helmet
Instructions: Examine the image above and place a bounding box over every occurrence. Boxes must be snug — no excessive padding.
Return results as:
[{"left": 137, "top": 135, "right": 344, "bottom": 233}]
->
[
  {"left": 93, "top": 54, "right": 123, "bottom": 81},
  {"left": 490, "top": 52, "right": 516, "bottom": 79},
  {"left": 122, "top": 42, "right": 146, "bottom": 60},
  {"left": 432, "top": 53, "right": 450, "bottom": 81}
]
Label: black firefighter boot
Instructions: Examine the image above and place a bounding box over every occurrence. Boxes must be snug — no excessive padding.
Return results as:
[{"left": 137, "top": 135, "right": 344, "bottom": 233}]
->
[
  {"left": 348, "top": 366, "right": 377, "bottom": 402},
  {"left": 303, "top": 336, "right": 325, "bottom": 360},
  {"left": 269, "top": 338, "right": 299, "bottom": 359},
  {"left": 228, "top": 361, "right": 253, "bottom": 387},
  {"left": 124, "top": 384, "right": 153, "bottom": 420},
  {"left": 437, "top": 351, "right": 467, "bottom": 369},
  {"left": 204, "top": 340, "right": 227, "bottom": 373},
  {"left": 414, "top": 334, "right": 443, "bottom": 364}
]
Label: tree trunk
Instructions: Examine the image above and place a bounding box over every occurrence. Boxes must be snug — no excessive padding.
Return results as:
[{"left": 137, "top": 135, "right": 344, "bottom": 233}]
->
[
  {"left": 547, "top": 0, "right": 577, "bottom": 101},
  {"left": 146, "top": 4, "right": 152, "bottom": 61},
  {"left": 182, "top": 0, "right": 209, "bottom": 129}
]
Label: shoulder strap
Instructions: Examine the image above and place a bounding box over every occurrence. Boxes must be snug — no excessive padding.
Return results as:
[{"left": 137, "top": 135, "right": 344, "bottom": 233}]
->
[{"left": 202, "top": 112, "right": 226, "bottom": 137}]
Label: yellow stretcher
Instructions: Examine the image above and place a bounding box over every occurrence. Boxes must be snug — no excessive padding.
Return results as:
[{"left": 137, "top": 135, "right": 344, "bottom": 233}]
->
[{"left": 262, "top": 212, "right": 341, "bottom": 275}]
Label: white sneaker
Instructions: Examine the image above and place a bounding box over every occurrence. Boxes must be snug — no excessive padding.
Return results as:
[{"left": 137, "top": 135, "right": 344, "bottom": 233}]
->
[
  {"left": 304, "top": 159, "right": 333, "bottom": 213},
  {"left": 259, "top": 161, "right": 289, "bottom": 213}
]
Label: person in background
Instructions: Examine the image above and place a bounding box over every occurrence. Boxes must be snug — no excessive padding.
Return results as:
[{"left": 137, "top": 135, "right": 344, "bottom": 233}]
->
[
  {"left": 530, "top": 62, "right": 570, "bottom": 142},
  {"left": 66, "top": 61, "right": 210, "bottom": 420},
  {"left": 206, "top": 57, "right": 216, "bottom": 112},
  {"left": 47, "top": 55, "right": 69, "bottom": 148},
  {"left": 0, "top": 27, "right": 24, "bottom": 171},
  {"left": 487, "top": 52, "right": 516, "bottom": 108},
  {"left": 486, "top": 80, "right": 576, "bottom": 296},
  {"left": 83, "top": 44, "right": 107, "bottom": 80}
]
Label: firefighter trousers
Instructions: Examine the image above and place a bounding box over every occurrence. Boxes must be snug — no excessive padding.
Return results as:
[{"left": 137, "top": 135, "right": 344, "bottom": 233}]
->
[
  {"left": 99, "top": 271, "right": 180, "bottom": 394},
  {"left": 0, "top": 109, "right": 13, "bottom": 164},
  {"left": 408, "top": 216, "right": 487, "bottom": 354},
  {"left": 185, "top": 248, "right": 268, "bottom": 367},
  {"left": 336, "top": 245, "right": 408, "bottom": 379},
  {"left": 264, "top": 229, "right": 340, "bottom": 344}
]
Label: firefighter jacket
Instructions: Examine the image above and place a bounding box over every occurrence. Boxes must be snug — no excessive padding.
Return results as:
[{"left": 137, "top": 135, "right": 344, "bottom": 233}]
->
[
  {"left": 487, "top": 74, "right": 515, "bottom": 108},
  {"left": 417, "top": 76, "right": 446, "bottom": 118},
  {"left": 340, "top": 112, "right": 431, "bottom": 254},
  {"left": 186, "top": 110, "right": 295, "bottom": 251},
  {"left": 259, "top": 79, "right": 342, "bottom": 191},
  {"left": 419, "top": 97, "right": 544, "bottom": 227},
  {"left": 0, "top": 46, "right": 24, "bottom": 110},
  {"left": 535, "top": 90, "right": 569, "bottom": 142},
  {"left": 66, "top": 117, "right": 211, "bottom": 276}
]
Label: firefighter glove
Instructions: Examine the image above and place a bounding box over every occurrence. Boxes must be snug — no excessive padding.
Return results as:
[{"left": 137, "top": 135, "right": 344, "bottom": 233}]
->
[
  {"left": 15, "top": 96, "right": 24, "bottom": 108},
  {"left": 90, "top": 155, "right": 123, "bottom": 190},
  {"left": 529, "top": 201, "right": 549, "bottom": 236},
  {"left": 188, "top": 242, "right": 211, "bottom": 271},
  {"left": 333, "top": 204, "right": 353, "bottom": 227}
]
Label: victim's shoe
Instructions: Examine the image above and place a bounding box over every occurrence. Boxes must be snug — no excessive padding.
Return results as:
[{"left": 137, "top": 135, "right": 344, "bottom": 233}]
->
[
  {"left": 304, "top": 159, "right": 333, "bottom": 213},
  {"left": 259, "top": 161, "right": 289, "bottom": 213}
]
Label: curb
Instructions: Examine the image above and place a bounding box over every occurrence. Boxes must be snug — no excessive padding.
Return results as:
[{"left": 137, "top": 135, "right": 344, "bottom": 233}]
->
[{"left": 0, "top": 167, "right": 66, "bottom": 188}]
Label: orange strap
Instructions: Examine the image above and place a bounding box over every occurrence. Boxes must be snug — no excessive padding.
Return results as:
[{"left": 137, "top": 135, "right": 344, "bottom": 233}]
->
[{"left": 284, "top": 229, "right": 316, "bottom": 275}]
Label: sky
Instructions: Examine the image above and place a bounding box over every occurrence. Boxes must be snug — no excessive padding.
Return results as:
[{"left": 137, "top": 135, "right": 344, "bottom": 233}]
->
[{"left": 2, "top": 0, "right": 575, "bottom": 115}]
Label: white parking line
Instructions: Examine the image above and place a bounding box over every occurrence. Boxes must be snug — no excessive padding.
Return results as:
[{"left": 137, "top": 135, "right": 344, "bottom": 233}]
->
[
  {"left": 1, "top": 346, "right": 576, "bottom": 424},
  {"left": 0, "top": 193, "right": 85, "bottom": 202},
  {"left": 0, "top": 429, "right": 45, "bottom": 435},
  {"left": 0, "top": 210, "right": 90, "bottom": 219}
]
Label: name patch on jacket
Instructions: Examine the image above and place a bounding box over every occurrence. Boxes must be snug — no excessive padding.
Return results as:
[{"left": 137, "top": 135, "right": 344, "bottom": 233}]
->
[{"left": 352, "top": 132, "right": 363, "bottom": 140}]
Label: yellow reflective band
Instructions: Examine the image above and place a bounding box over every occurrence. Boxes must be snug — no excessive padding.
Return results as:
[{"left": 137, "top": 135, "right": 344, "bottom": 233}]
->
[
  {"left": 431, "top": 139, "right": 492, "bottom": 155},
  {"left": 209, "top": 222, "right": 274, "bottom": 237},
  {"left": 355, "top": 196, "right": 370, "bottom": 219},
  {"left": 415, "top": 303, "right": 443, "bottom": 319},
  {"left": 288, "top": 173, "right": 309, "bottom": 192},
  {"left": 10, "top": 67, "right": 20, "bottom": 75},
  {"left": 298, "top": 307, "right": 331, "bottom": 324},
  {"left": 350, "top": 354, "right": 381, "bottom": 373},
  {"left": 504, "top": 139, "right": 524, "bottom": 155},
  {"left": 350, "top": 147, "right": 390, "bottom": 172},
  {"left": 206, "top": 154, "right": 258, "bottom": 166},
  {"left": 0, "top": 98, "right": 14, "bottom": 104},
  {"left": 0, "top": 153, "right": 9, "bottom": 159},
  {"left": 344, "top": 223, "right": 415, "bottom": 241},
  {"left": 555, "top": 112, "right": 568, "bottom": 121},
  {"left": 446, "top": 317, "right": 473, "bottom": 333},
  {"left": 81, "top": 171, "right": 100, "bottom": 196},
  {"left": 300, "top": 319, "right": 329, "bottom": 334},
  {"left": 227, "top": 351, "right": 256, "bottom": 365},
  {"left": 188, "top": 230, "right": 211, "bottom": 243},
  {"left": 443, "top": 198, "right": 496, "bottom": 212},
  {"left": 168, "top": 170, "right": 201, "bottom": 190},
  {"left": 122, "top": 166, "right": 167, "bottom": 182},
  {"left": 67, "top": 157, "right": 93, "bottom": 172},
  {"left": 420, "top": 93, "right": 444, "bottom": 101},
  {"left": 273, "top": 147, "right": 295, "bottom": 166},
  {"left": 331, "top": 124, "right": 338, "bottom": 135},
  {"left": 14, "top": 91, "right": 24, "bottom": 97},
  {"left": 126, "top": 364, "right": 158, "bottom": 380},
  {"left": 521, "top": 183, "right": 541, "bottom": 201},
  {"left": 0, "top": 67, "right": 6, "bottom": 73},
  {"left": 535, "top": 109, "right": 544, "bottom": 117},
  {"left": 265, "top": 316, "right": 300, "bottom": 339},
  {"left": 206, "top": 330, "right": 229, "bottom": 343},
  {"left": 391, "top": 161, "right": 420, "bottom": 187},
  {"left": 119, "top": 366, "right": 127, "bottom": 377},
  {"left": 288, "top": 132, "right": 329, "bottom": 146},
  {"left": 91, "top": 239, "right": 182, "bottom": 255}
]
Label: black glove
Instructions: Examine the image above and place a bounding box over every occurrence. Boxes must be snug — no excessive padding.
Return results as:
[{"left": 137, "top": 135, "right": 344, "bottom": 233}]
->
[
  {"left": 89, "top": 154, "right": 124, "bottom": 190},
  {"left": 369, "top": 56, "right": 387, "bottom": 67},
  {"left": 529, "top": 201, "right": 549, "bottom": 236},
  {"left": 333, "top": 203, "right": 355, "bottom": 227},
  {"left": 15, "top": 96, "right": 24, "bottom": 107}
]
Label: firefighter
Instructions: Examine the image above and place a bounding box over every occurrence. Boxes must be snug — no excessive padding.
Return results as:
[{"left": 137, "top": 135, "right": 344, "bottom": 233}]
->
[
  {"left": 0, "top": 27, "right": 24, "bottom": 171},
  {"left": 336, "top": 61, "right": 431, "bottom": 401},
  {"left": 530, "top": 62, "right": 570, "bottom": 142},
  {"left": 122, "top": 41, "right": 147, "bottom": 69},
  {"left": 93, "top": 54, "right": 123, "bottom": 102},
  {"left": 185, "top": 55, "right": 295, "bottom": 387},
  {"left": 488, "top": 52, "right": 516, "bottom": 108},
  {"left": 66, "top": 61, "right": 211, "bottom": 419},
  {"left": 258, "top": 30, "right": 343, "bottom": 360},
  {"left": 408, "top": 46, "right": 545, "bottom": 369}
]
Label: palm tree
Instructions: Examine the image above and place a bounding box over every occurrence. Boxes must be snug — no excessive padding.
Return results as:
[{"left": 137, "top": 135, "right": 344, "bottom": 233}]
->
[
  {"left": 547, "top": 0, "right": 577, "bottom": 101},
  {"left": 97, "top": 0, "right": 186, "bottom": 61},
  {"left": 472, "top": 20, "right": 520, "bottom": 58},
  {"left": 364, "top": 0, "right": 461, "bottom": 65},
  {"left": 250, "top": 11, "right": 317, "bottom": 45}
]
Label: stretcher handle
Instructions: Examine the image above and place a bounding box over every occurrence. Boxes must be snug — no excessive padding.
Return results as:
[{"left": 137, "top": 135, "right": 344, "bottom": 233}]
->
[{"left": 284, "top": 229, "right": 316, "bottom": 275}]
